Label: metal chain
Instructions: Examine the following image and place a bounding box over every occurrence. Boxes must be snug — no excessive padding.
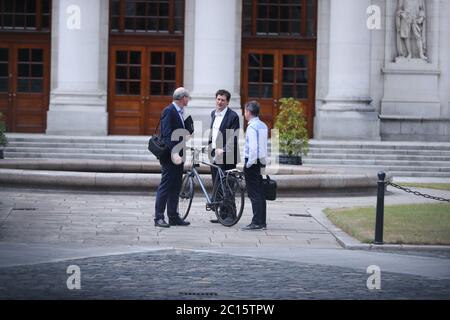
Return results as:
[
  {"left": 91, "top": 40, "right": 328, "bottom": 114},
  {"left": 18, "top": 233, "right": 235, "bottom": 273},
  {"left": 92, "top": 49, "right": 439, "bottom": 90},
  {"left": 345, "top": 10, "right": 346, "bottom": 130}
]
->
[{"left": 386, "top": 181, "right": 450, "bottom": 203}]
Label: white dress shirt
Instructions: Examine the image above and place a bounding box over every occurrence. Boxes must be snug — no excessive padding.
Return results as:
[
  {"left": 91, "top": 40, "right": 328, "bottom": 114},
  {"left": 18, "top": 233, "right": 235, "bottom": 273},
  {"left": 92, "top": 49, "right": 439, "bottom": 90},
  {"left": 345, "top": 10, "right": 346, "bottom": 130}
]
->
[
  {"left": 244, "top": 117, "right": 268, "bottom": 168},
  {"left": 173, "top": 102, "right": 185, "bottom": 128},
  {"left": 211, "top": 107, "right": 228, "bottom": 149}
]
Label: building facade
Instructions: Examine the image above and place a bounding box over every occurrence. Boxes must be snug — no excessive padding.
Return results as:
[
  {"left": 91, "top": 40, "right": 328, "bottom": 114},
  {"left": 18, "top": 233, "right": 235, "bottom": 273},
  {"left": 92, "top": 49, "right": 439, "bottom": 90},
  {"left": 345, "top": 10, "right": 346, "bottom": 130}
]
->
[{"left": 1, "top": 0, "right": 449, "bottom": 141}]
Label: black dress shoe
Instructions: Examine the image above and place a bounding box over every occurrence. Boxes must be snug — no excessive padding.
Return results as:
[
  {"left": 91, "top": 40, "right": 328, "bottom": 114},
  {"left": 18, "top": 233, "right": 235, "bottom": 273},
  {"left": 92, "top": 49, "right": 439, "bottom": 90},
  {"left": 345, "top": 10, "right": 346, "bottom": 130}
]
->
[
  {"left": 169, "top": 217, "right": 190, "bottom": 226},
  {"left": 154, "top": 219, "right": 170, "bottom": 228},
  {"left": 222, "top": 217, "right": 235, "bottom": 225},
  {"left": 242, "top": 223, "right": 263, "bottom": 230}
]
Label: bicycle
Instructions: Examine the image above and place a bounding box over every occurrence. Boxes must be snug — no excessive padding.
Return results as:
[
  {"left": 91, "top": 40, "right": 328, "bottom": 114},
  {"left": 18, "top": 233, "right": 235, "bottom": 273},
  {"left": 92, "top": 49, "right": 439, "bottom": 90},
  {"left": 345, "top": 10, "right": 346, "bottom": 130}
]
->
[{"left": 178, "top": 146, "right": 245, "bottom": 227}]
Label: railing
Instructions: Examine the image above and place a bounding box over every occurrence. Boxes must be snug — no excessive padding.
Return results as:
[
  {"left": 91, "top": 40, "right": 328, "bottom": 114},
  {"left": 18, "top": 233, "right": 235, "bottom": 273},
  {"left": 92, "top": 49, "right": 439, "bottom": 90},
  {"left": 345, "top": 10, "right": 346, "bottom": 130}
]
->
[{"left": 374, "top": 172, "right": 450, "bottom": 244}]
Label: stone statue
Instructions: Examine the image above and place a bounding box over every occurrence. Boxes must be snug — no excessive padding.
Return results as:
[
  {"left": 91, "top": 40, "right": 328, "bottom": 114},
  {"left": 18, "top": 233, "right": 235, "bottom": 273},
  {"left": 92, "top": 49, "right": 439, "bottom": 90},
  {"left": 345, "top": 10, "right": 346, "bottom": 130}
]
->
[{"left": 396, "top": 0, "right": 427, "bottom": 60}]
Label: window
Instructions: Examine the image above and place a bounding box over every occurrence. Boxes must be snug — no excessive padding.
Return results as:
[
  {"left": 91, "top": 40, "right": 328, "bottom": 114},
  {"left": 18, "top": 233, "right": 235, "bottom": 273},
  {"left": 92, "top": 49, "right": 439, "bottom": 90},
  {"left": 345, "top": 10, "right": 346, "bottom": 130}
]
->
[
  {"left": 243, "top": 0, "right": 316, "bottom": 38},
  {"left": 0, "top": 0, "right": 51, "bottom": 31},
  {"left": 282, "top": 54, "right": 308, "bottom": 99},
  {"left": 0, "top": 48, "right": 8, "bottom": 92},
  {"left": 115, "top": 50, "right": 142, "bottom": 95},
  {"left": 150, "top": 51, "right": 176, "bottom": 96},
  {"left": 17, "top": 48, "right": 44, "bottom": 93},
  {"left": 247, "top": 53, "right": 274, "bottom": 98},
  {"left": 111, "top": 0, "right": 184, "bottom": 34}
]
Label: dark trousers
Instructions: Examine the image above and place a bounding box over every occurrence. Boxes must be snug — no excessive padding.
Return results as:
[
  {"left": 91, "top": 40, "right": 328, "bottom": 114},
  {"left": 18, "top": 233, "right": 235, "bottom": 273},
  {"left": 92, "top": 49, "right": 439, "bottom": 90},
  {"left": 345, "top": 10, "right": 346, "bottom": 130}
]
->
[
  {"left": 211, "top": 163, "right": 236, "bottom": 187},
  {"left": 210, "top": 149, "right": 236, "bottom": 186},
  {"left": 155, "top": 161, "right": 183, "bottom": 221},
  {"left": 243, "top": 161, "right": 266, "bottom": 226}
]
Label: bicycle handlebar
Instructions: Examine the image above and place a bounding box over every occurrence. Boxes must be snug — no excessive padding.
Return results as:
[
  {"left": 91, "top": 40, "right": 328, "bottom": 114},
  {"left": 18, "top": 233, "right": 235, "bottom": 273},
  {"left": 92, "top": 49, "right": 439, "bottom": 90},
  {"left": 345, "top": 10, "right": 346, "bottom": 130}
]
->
[
  {"left": 186, "top": 146, "right": 244, "bottom": 178},
  {"left": 188, "top": 146, "right": 207, "bottom": 153}
]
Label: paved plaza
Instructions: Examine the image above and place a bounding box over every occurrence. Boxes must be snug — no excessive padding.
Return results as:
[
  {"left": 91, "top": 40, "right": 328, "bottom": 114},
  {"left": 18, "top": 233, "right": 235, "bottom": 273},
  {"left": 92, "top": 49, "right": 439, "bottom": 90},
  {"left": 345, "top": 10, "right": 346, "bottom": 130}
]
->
[{"left": 0, "top": 185, "right": 450, "bottom": 300}]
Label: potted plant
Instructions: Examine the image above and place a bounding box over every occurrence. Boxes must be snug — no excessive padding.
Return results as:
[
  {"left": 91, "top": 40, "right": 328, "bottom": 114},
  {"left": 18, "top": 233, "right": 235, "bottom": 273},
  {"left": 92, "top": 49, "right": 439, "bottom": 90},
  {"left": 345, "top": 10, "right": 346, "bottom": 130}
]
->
[
  {"left": 0, "top": 112, "right": 8, "bottom": 159},
  {"left": 274, "top": 98, "right": 309, "bottom": 165}
]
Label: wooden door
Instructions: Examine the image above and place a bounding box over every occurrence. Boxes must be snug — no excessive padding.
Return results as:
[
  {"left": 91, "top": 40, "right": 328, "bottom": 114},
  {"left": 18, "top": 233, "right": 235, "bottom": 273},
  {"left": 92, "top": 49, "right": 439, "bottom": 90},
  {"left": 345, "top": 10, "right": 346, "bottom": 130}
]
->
[
  {"left": 0, "top": 47, "right": 10, "bottom": 130},
  {"left": 0, "top": 43, "right": 49, "bottom": 133},
  {"left": 108, "top": 46, "right": 145, "bottom": 135},
  {"left": 278, "top": 49, "right": 315, "bottom": 136},
  {"left": 108, "top": 46, "right": 182, "bottom": 135},
  {"left": 145, "top": 48, "right": 181, "bottom": 135},
  {"left": 242, "top": 49, "right": 315, "bottom": 136},
  {"left": 242, "top": 49, "right": 279, "bottom": 130}
]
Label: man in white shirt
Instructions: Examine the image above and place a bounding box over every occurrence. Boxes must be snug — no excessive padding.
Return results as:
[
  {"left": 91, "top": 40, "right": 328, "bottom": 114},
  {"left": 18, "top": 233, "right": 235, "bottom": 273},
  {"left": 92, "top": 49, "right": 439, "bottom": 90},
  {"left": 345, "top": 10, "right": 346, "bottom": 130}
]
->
[
  {"left": 242, "top": 101, "right": 268, "bottom": 230},
  {"left": 208, "top": 89, "right": 240, "bottom": 223}
]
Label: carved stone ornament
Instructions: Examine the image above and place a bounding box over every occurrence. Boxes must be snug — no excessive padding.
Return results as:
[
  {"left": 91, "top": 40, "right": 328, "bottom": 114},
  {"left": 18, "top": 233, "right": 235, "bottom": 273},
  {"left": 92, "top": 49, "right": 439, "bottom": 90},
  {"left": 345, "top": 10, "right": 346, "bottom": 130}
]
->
[{"left": 395, "top": 0, "right": 428, "bottom": 60}]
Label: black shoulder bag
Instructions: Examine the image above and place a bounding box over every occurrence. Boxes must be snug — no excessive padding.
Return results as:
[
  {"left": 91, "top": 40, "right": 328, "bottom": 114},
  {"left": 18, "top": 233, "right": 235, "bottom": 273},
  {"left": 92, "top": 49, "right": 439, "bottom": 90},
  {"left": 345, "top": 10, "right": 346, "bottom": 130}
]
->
[{"left": 148, "top": 118, "right": 169, "bottom": 160}]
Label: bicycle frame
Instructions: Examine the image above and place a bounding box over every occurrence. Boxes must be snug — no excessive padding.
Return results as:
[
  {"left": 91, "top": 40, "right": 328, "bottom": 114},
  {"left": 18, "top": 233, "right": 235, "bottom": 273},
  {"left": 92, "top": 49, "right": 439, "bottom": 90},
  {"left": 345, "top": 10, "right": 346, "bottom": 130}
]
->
[
  {"left": 179, "top": 146, "right": 245, "bottom": 226},
  {"left": 187, "top": 147, "right": 226, "bottom": 206}
]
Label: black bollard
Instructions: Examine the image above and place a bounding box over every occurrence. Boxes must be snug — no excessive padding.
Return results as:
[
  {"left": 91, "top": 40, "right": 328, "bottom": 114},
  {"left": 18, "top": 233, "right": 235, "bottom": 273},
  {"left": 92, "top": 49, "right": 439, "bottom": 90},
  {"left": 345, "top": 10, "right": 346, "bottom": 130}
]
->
[{"left": 374, "top": 171, "right": 386, "bottom": 244}]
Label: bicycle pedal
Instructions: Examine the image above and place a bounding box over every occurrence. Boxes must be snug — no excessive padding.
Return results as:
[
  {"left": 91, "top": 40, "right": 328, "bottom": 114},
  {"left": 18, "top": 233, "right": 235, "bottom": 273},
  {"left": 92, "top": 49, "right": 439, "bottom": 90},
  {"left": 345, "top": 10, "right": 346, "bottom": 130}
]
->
[{"left": 206, "top": 204, "right": 212, "bottom": 211}]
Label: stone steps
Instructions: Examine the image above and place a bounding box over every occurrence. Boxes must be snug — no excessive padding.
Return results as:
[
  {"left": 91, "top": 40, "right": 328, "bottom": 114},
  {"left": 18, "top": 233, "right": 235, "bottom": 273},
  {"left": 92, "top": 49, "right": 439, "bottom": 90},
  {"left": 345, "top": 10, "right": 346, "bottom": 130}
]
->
[
  {"left": 303, "top": 158, "right": 450, "bottom": 168},
  {"left": 10, "top": 141, "right": 147, "bottom": 150},
  {"left": 3, "top": 134, "right": 450, "bottom": 178},
  {"left": 306, "top": 152, "right": 450, "bottom": 162},
  {"left": 6, "top": 152, "right": 155, "bottom": 161},
  {"left": 7, "top": 146, "right": 153, "bottom": 156},
  {"left": 306, "top": 164, "right": 450, "bottom": 177},
  {"left": 302, "top": 140, "right": 450, "bottom": 178},
  {"left": 306, "top": 140, "right": 450, "bottom": 151},
  {"left": 308, "top": 148, "right": 450, "bottom": 157}
]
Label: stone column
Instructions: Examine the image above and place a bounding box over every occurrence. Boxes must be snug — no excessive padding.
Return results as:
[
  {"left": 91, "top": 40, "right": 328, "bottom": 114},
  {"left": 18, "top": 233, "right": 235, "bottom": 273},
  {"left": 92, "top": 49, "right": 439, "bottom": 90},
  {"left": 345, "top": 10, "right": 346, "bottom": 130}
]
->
[
  {"left": 184, "top": 0, "right": 242, "bottom": 134},
  {"left": 315, "top": 0, "right": 380, "bottom": 140},
  {"left": 46, "top": 0, "right": 109, "bottom": 135}
]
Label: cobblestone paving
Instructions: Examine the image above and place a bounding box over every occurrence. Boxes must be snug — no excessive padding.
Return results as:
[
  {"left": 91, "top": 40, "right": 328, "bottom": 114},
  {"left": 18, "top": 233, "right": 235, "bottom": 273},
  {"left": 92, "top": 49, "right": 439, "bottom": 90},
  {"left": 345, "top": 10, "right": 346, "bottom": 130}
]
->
[
  {"left": 0, "top": 187, "right": 344, "bottom": 249},
  {"left": 1, "top": 187, "right": 449, "bottom": 301},
  {"left": 1, "top": 250, "right": 449, "bottom": 300}
]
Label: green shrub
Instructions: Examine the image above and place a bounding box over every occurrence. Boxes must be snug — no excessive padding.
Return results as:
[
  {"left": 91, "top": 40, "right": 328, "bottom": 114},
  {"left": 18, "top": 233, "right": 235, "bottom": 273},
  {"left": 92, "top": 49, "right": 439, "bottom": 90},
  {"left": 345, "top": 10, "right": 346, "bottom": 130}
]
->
[
  {"left": 274, "top": 98, "right": 309, "bottom": 156},
  {"left": 0, "top": 112, "right": 8, "bottom": 147}
]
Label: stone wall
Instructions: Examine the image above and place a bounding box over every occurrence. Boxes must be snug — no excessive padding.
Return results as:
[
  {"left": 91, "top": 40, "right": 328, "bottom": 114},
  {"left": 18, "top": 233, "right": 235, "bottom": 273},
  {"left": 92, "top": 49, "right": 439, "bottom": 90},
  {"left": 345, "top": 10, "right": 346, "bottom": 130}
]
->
[{"left": 379, "top": 0, "right": 450, "bottom": 141}]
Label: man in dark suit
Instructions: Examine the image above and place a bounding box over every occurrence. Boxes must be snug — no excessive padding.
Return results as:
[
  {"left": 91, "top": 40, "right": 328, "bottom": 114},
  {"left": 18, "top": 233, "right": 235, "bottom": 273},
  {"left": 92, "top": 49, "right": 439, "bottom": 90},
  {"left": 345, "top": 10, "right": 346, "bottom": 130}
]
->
[
  {"left": 154, "top": 87, "right": 191, "bottom": 228},
  {"left": 208, "top": 89, "right": 240, "bottom": 223}
]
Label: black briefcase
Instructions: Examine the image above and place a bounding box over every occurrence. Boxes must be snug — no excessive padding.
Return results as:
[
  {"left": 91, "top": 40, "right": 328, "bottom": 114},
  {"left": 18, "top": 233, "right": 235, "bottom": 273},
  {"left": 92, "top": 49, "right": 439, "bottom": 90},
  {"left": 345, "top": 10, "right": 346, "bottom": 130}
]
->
[{"left": 262, "top": 175, "right": 277, "bottom": 201}]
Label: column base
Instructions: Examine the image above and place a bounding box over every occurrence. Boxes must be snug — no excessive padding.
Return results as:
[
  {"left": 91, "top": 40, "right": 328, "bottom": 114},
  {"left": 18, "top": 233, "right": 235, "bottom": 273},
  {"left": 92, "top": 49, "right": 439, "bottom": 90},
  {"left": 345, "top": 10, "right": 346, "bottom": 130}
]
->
[
  {"left": 380, "top": 116, "right": 450, "bottom": 142},
  {"left": 380, "top": 61, "right": 442, "bottom": 141},
  {"left": 315, "top": 102, "right": 380, "bottom": 140},
  {"left": 46, "top": 90, "right": 108, "bottom": 136}
]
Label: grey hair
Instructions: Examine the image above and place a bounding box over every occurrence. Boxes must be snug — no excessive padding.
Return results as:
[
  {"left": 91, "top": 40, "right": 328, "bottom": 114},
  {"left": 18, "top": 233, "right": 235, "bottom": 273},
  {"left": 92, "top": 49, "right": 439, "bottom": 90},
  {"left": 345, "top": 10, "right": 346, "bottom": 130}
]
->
[
  {"left": 245, "top": 100, "right": 260, "bottom": 117},
  {"left": 173, "top": 87, "right": 190, "bottom": 100}
]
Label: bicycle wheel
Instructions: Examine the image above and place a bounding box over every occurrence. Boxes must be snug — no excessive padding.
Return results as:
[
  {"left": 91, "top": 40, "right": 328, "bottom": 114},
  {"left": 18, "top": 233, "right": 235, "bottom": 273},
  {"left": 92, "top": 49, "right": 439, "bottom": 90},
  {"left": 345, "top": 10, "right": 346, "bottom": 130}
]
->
[
  {"left": 213, "top": 175, "right": 245, "bottom": 227},
  {"left": 179, "top": 173, "right": 194, "bottom": 220}
]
